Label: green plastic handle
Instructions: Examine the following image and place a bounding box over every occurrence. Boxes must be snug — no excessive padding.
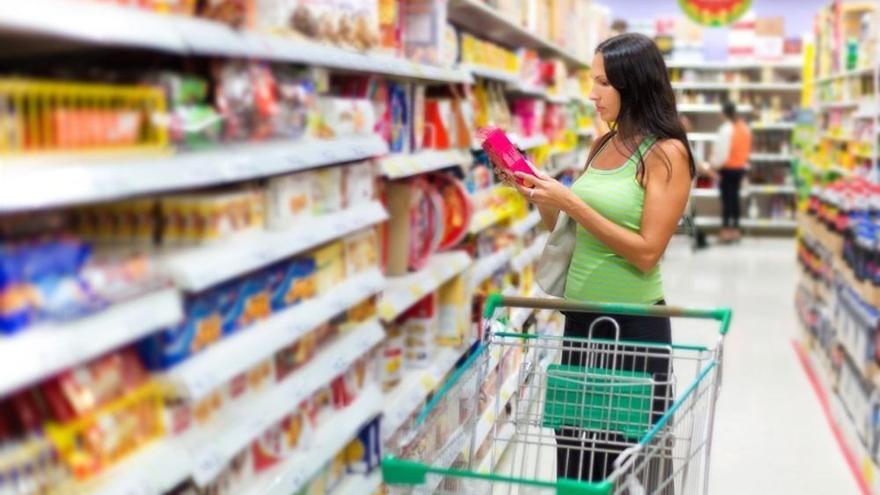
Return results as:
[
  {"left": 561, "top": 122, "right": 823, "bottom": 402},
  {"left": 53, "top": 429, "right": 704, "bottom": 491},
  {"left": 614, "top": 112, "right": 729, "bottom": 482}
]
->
[{"left": 483, "top": 293, "right": 732, "bottom": 335}]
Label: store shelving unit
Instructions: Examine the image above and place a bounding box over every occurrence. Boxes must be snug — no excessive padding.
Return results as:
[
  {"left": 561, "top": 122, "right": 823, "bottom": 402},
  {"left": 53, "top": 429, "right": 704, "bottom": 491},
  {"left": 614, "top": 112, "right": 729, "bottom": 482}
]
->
[
  {"left": 0, "top": 0, "right": 595, "bottom": 492},
  {"left": 672, "top": 56, "right": 803, "bottom": 236},
  {"left": 0, "top": 288, "right": 182, "bottom": 397},
  {"left": 0, "top": 135, "right": 389, "bottom": 212}
]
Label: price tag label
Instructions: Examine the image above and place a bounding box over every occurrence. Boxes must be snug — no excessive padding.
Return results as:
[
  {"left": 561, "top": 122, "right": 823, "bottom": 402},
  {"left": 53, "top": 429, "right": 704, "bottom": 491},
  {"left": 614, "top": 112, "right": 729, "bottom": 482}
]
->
[{"left": 419, "top": 374, "right": 437, "bottom": 391}]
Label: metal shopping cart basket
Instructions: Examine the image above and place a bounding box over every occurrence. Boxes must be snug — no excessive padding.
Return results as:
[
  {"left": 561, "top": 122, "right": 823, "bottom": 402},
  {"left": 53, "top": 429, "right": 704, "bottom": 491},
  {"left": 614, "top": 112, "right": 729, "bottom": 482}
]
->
[{"left": 382, "top": 294, "right": 732, "bottom": 495}]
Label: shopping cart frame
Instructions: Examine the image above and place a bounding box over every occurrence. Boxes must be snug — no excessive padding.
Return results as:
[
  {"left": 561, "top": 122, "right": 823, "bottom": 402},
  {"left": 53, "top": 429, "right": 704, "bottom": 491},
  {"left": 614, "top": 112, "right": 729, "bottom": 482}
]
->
[{"left": 383, "top": 294, "right": 732, "bottom": 495}]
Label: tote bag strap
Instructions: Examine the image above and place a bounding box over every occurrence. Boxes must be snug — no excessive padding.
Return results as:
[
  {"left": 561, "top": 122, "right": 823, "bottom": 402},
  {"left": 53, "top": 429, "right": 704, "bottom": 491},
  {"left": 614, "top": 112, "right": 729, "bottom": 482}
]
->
[{"left": 582, "top": 131, "right": 616, "bottom": 173}]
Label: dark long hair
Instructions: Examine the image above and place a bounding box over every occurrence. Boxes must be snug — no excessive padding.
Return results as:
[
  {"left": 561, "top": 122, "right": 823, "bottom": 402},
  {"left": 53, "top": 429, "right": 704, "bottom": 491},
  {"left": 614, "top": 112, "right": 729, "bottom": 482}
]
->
[{"left": 595, "top": 33, "right": 696, "bottom": 181}]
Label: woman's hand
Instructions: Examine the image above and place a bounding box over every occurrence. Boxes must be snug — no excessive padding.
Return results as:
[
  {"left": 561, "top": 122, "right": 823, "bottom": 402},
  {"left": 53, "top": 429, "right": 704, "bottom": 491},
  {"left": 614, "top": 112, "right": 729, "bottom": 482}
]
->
[{"left": 513, "top": 171, "right": 579, "bottom": 212}]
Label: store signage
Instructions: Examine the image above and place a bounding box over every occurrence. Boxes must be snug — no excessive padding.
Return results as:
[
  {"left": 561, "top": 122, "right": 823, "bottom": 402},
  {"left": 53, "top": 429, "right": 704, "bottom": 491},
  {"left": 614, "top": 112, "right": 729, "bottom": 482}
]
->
[{"left": 679, "top": 0, "right": 752, "bottom": 27}]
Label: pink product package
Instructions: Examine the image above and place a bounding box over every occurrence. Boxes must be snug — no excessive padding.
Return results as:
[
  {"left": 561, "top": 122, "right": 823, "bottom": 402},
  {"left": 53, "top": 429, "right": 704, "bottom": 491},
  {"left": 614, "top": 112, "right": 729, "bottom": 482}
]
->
[
  {"left": 479, "top": 127, "right": 537, "bottom": 183},
  {"left": 513, "top": 99, "right": 537, "bottom": 137}
]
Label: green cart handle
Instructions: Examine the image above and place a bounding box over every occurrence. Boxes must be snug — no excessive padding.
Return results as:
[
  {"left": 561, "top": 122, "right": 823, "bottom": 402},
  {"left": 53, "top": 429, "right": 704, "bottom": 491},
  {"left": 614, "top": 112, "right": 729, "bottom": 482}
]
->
[{"left": 483, "top": 294, "right": 733, "bottom": 335}]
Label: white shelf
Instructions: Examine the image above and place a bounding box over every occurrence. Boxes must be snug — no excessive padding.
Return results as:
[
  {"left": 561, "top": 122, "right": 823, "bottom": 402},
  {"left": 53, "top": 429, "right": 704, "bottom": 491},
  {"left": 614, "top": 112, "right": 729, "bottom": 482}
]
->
[
  {"left": 748, "top": 184, "right": 797, "bottom": 194},
  {"left": 508, "top": 210, "right": 542, "bottom": 237},
  {"left": 382, "top": 347, "right": 466, "bottom": 442},
  {"left": 750, "top": 153, "right": 794, "bottom": 162},
  {"left": 423, "top": 427, "right": 471, "bottom": 493},
  {"left": 816, "top": 66, "right": 878, "bottom": 83},
  {"left": 164, "top": 201, "right": 387, "bottom": 292},
  {"left": 239, "top": 385, "right": 384, "bottom": 495},
  {"left": 164, "top": 269, "right": 385, "bottom": 401},
  {"left": 672, "top": 81, "right": 801, "bottom": 92},
  {"left": 0, "top": 0, "right": 472, "bottom": 85},
  {"left": 694, "top": 217, "right": 797, "bottom": 230},
  {"left": 379, "top": 251, "right": 473, "bottom": 322},
  {"left": 379, "top": 149, "right": 472, "bottom": 179},
  {"left": 677, "top": 103, "right": 754, "bottom": 113},
  {"left": 85, "top": 438, "right": 192, "bottom": 495},
  {"left": 737, "top": 82, "right": 802, "bottom": 91},
  {"left": 672, "top": 81, "right": 734, "bottom": 91},
  {"left": 470, "top": 201, "right": 514, "bottom": 235},
  {"left": 475, "top": 423, "right": 516, "bottom": 473},
  {"left": 463, "top": 64, "right": 522, "bottom": 84},
  {"left": 0, "top": 288, "right": 182, "bottom": 397},
  {"left": 0, "top": 135, "right": 388, "bottom": 212},
  {"left": 577, "top": 127, "right": 596, "bottom": 138},
  {"left": 185, "top": 322, "right": 385, "bottom": 486},
  {"left": 818, "top": 100, "right": 865, "bottom": 110},
  {"left": 751, "top": 122, "right": 796, "bottom": 131},
  {"left": 510, "top": 233, "right": 548, "bottom": 272},
  {"left": 665, "top": 59, "right": 802, "bottom": 70},
  {"left": 470, "top": 248, "right": 515, "bottom": 287},
  {"left": 447, "top": 0, "right": 589, "bottom": 68},
  {"left": 687, "top": 132, "right": 718, "bottom": 142},
  {"left": 334, "top": 471, "right": 383, "bottom": 495}
]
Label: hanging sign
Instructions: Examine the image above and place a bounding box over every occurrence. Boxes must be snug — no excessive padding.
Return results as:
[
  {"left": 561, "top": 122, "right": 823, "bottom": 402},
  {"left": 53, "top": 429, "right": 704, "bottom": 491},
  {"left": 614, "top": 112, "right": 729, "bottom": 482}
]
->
[{"left": 679, "top": 0, "right": 752, "bottom": 27}]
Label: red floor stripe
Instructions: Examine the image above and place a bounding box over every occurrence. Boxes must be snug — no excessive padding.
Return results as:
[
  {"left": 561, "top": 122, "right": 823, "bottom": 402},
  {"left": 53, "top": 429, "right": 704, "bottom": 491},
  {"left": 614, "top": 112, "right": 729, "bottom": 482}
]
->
[{"left": 791, "top": 340, "right": 871, "bottom": 495}]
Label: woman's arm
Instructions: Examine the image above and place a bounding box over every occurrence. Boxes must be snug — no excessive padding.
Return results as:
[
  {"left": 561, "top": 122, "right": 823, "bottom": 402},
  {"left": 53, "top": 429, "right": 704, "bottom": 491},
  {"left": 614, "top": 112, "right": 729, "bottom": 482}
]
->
[
  {"left": 514, "top": 139, "right": 692, "bottom": 273},
  {"left": 536, "top": 204, "right": 559, "bottom": 230}
]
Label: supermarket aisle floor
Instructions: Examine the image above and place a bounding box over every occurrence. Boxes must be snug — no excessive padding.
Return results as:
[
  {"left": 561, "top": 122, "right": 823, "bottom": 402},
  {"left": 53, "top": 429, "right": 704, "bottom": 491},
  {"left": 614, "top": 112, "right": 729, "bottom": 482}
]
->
[{"left": 662, "top": 237, "right": 859, "bottom": 494}]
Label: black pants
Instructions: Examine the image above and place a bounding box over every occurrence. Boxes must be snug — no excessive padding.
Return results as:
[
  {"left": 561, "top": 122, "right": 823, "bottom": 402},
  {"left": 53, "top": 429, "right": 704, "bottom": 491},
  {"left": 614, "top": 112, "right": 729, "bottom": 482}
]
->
[
  {"left": 719, "top": 168, "right": 745, "bottom": 228},
  {"left": 556, "top": 303, "right": 672, "bottom": 483}
]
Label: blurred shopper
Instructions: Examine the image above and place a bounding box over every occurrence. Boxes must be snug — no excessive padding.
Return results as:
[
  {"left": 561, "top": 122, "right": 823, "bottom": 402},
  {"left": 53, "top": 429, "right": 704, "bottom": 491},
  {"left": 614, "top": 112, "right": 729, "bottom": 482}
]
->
[{"left": 706, "top": 101, "right": 751, "bottom": 243}]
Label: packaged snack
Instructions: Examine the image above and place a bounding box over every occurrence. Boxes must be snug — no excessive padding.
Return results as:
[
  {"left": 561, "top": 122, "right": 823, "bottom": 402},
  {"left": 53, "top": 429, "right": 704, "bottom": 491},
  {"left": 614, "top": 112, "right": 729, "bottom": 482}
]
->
[
  {"left": 385, "top": 178, "right": 440, "bottom": 275},
  {"left": 214, "top": 60, "right": 257, "bottom": 142},
  {"left": 312, "top": 167, "right": 344, "bottom": 216},
  {"left": 273, "top": 65, "right": 317, "bottom": 139},
  {"left": 312, "top": 242, "right": 346, "bottom": 293},
  {"left": 410, "top": 85, "right": 425, "bottom": 152},
  {"left": 266, "top": 171, "right": 315, "bottom": 230},
  {"left": 345, "top": 417, "right": 381, "bottom": 474},
  {"left": 227, "top": 273, "right": 273, "bottom": 331},
  {"left": 436, "top": 275, "right": 470, "bottom": 346},
  {"left": 315, "top": 97, "right": 376, "bottom": 138},
  {"left": 200, "top": 0, "right": 251, "bottom": 28},
  {"left": 401, "top": 0, "right": 448, "bottom": 65},
  {"left": 276, "top": 330, "right": 318, "bottom": 380},
  {"left": 429, "top": 173, "right": 473, "bottom": 251},
  {"left": 381, "top": 323, "right": 404, "bottom": 390},
  {"left": 282, "top": 406, "right": 312, "bottom": 451},
  {"left": 326, "top": 451, "right": 348, "bottom": 492},
  {"left": 269, "top": 257, "right": 317, "bottom": 311},
  {"left": 290, "top": 0, "right": 340, "bottom": 42},
  {"left": 342, "top": 161, "right": 376, "bottom": 208},
  {"left": 423, "top": 99, "right": 451, "bottom": 149},
  {"left": 154, "top": 72, "right": 221, "bottom": 149},
  {"left": 479, "top": 126, "right": 539, "bottom": 185},
  {"left": 252, "top": 424, "right": 285, "bottom": 472},
  {"left": 377, "top": 0, "right": 400, "bottom": 54},
  {"left": 401, "top": 294, "right": 437, "bottom": 369},
  {"left": 344, "top": 228, "right": 379, "bottom": 275},
  {"left": 388, "top": 82, "right": 410, "bottom": 153}
]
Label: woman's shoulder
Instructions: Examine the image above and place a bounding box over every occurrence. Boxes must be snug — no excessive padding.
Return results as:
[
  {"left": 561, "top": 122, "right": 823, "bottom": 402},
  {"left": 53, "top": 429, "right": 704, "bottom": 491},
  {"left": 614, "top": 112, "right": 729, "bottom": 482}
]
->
[{"left": 644, "top": 137, "right": 690, "bottom": 177}]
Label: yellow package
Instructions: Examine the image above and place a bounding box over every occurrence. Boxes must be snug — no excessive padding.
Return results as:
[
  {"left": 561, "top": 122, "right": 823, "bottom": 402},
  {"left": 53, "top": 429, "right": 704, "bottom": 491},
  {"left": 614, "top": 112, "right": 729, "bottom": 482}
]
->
[{"left": 312, "top": 241, "right": 346, "bottom": 293}]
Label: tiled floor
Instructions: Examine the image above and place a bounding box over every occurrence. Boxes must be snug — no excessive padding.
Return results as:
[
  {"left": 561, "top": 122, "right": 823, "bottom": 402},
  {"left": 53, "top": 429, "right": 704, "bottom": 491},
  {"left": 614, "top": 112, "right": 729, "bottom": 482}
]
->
[{"left": 661, "top": 237, "right": 858, "bottom": 494}]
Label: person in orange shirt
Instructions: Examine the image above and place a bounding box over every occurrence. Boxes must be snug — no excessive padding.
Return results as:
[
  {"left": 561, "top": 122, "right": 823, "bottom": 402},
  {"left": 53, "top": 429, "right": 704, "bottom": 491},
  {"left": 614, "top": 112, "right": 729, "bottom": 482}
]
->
[{"left": 705, "top": 101, "right": 752, "bottom": 243}]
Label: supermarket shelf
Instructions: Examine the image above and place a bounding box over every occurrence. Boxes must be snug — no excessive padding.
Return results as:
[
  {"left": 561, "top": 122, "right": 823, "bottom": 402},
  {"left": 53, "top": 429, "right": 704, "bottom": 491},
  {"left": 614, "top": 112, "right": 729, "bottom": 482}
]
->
[
  {"left": 694, "top": 217, "right": 797, "bottom": 230},
  {"left": 750, "top": 152, "right": 794, "bottom": 162},
  {"left": 0, "top": 288, "right": 182, "bottom": 397},
  {"left": 510, "top": 233, "right": 549, "bottom": 272},
  {"left": 379, "top": 149, "right": 472, "bottom": 179},
  {"left": 0, "top": 135, "right": 388, "bottom": 212},
  {"left": 447, "top": 0, "right": 589, "bottom": 68},
  {"left": 379, "top": 251, "right": 473, "bottom": 322},
  {"left": 672, "top": 81, "right": 734, "bottom": 91},
  {"left": 423, "top": 426, "right": 471, "bottom": 493},
  {"left": 334, "top": 471, "right": 383, "bottom": 495},
  {"left": 736, "top": 82, "right": 803, "bottom": 91},
  {"left": 164, "top": 201, "right": 388, "bottom": 292},
  {"left": 476, "top": 423, "right": 516, "bottom": 473},
  {"left": 751, "top": 122, "right": 796, "bottom": 131},
  {"left": 677, "top": 103, "right": 754, "bottom": 113},
  {"left": 816, "top": 66, "right": 878, "bottom": 83},
  {"left": 470, "top": 205, "right": 515, "bottom": 234},
  {"left": 186, "top": 323, "right": 385, "bottom": 486},
  {"left": 382, "top": 347, "right": 466, "bottom": 442},
  {"left": 239, "top": 385, "right": 384, "bottom": 495},
  {"left": 818, "top": 100, "right": 864, "bottom": 110},
  {"left": 164, "top": 269, "right": 385, "bottom": 401},
  {"left": 470, "top": 248, "right": 515, "bottom": 287},
  {"left": 86, "top": 438, "right": 192, "bottom": 495},
  {"left": 470, "top": 371, "right": 520, "bottom": 457},
  {"left": 691, "top": 189, "right": 723, "bottom": 199},
  {"left": 687, "top": 132, "right": 718, "bottom": 142},
  {"left": 0, "top": 0, "right": 473, "bottom": 84},
  {"left": 665, "top": 59, "right": 803, "bottom": 70},
  {"left": 510, "top": 133, "right": 550, "bottom": 150},
  {"left": 463, "top": 64, "right": 522, "bottom": 84},
  {"left": 509, "top": 210, "right": 543, "bottom": 237},
  {"left": 571, "top": 95, "right": 595, "bottom": 107},
  {"left": 748, "top": 184, "right": 797, "bottom": 194}
]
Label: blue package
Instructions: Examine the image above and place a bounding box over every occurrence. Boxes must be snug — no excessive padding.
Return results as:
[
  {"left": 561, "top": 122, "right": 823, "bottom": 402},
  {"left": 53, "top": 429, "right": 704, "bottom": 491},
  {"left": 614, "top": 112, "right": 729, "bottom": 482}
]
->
[{"left": 270, "top": 258, "right": 317, "bottom": 311}]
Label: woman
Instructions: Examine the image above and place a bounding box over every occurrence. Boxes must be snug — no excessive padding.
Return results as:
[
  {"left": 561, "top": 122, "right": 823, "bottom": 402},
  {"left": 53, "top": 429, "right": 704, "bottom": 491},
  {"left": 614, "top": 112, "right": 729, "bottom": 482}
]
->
[{"left": 497, "top": 33, "right": 694, "bottom": 483}]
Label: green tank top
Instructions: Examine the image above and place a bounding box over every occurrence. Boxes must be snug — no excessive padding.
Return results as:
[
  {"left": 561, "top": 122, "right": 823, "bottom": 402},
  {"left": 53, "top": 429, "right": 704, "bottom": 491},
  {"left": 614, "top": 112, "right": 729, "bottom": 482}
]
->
[{"left": 564, "top": 136, "right": 664, "bottom": 304}]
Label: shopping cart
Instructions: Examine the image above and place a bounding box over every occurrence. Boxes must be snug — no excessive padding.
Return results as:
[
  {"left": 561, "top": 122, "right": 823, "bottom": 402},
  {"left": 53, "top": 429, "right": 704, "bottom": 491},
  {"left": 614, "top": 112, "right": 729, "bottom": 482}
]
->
[{"left": 382, "top": 294, "right": 732, "bottom": 495}]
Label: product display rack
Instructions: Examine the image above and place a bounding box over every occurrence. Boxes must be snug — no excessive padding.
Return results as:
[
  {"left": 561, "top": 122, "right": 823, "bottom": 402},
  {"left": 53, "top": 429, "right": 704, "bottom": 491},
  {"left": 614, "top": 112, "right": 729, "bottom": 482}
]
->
[
  {"left": 0, "top": 0, "right": 601, "bottom": 491},
  {"left": 794, "top": 2, "right": 880, "bottom": 493},
  {"left": 670, "top": 56, "right": 804, "bottom": 236}
]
